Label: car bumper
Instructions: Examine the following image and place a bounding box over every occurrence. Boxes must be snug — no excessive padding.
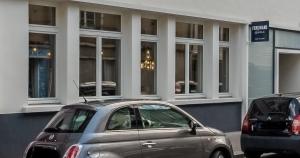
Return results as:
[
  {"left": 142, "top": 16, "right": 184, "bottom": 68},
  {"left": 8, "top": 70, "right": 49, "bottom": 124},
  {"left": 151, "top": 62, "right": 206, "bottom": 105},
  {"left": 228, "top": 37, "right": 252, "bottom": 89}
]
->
[{"left": 241, "top": 134, "right": 300, "bottom": 154}]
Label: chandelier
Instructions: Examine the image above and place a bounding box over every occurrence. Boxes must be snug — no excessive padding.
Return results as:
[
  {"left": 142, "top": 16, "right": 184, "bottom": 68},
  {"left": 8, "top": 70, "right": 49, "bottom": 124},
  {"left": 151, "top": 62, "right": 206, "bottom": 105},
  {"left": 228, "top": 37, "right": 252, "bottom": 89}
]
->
[{"left": 141, "top": 50, "right": 155, "bottom": 71}]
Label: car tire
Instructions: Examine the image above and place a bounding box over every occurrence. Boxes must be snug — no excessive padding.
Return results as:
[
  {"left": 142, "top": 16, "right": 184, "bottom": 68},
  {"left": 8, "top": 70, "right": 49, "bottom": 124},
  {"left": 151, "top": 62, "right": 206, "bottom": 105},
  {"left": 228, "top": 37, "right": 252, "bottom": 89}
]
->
[
  {"left": 244, "top": 152, "right": 261, "bottom": 158},
  {"left": 211, "top": 150, "right": 226, "bottom": 158}
]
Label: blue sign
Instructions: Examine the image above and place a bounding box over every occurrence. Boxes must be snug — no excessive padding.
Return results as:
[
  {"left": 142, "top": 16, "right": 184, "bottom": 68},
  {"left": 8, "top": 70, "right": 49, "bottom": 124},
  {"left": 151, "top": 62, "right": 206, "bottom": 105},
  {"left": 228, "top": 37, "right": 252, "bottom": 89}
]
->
[{"left": 251, "top": 21, "right": 269, "bottom": 42}]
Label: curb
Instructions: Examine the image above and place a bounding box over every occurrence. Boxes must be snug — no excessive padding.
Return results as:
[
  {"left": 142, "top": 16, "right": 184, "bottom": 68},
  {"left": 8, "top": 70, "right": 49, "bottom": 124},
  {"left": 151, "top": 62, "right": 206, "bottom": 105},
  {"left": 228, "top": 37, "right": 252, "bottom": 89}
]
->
[{"left": 234, "top": 153, "right": 244, "bottom": 158}]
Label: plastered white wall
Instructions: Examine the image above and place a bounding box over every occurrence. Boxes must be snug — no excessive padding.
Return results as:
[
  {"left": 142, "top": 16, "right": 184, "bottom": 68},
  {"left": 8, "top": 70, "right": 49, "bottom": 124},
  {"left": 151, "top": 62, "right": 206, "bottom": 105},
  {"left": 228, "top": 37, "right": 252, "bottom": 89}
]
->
[{"left": 0, "top": 0, "right": 28, "bottom": 114}]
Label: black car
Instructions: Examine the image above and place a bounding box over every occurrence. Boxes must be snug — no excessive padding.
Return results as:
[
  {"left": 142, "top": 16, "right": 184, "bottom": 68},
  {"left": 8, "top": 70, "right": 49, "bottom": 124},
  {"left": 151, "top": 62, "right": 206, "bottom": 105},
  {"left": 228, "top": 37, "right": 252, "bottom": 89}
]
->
[{"left": 241, "top": 94, "right": 300, "bottom": 158}]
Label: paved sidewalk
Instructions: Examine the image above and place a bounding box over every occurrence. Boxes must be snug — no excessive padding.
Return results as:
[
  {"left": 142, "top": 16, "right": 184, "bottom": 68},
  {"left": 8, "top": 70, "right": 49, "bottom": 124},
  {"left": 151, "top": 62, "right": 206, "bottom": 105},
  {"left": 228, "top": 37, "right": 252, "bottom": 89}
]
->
[{"left": 226, "top": 131, "right": 244, "bottom": 158}]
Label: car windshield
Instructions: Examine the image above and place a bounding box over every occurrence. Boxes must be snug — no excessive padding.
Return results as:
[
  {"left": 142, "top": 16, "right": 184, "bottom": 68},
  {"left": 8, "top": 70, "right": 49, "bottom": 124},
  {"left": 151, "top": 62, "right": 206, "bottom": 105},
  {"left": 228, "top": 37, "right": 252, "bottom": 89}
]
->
[{"left": 44, "top": 108, "right": 95, "bottom": 133}]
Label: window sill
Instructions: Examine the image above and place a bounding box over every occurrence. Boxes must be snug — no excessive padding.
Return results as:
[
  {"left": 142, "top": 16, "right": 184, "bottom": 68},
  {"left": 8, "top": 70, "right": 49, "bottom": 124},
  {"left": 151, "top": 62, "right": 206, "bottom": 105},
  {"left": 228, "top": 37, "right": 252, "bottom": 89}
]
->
[
  {"left": 169, "top": 97, "right": 242, "bottom": 106},
  {"left": 175, "top": 94, "right": 206, "bottom": 99},
  {"left": 22, "top": 104, "right": 64, "bottom": 113}
]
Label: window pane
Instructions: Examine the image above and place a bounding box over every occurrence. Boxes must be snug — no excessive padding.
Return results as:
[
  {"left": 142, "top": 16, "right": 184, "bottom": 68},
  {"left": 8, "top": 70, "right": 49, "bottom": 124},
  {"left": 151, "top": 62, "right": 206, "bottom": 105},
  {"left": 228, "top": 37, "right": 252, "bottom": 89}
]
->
[
  {"left": 107, "top": 107, "right": 136, "bottom": 130},
  {"left": 219, "top": 47, "right": 229, "bottom": 92},
  {"left": 175, "top": 44, "right": 185, "bottom": 94},
  {"left": 80, "top": 37, "right": 96, "bottom": 96},
  {"left": 102, "top": 13, "right": 121, "bottom": 32},
  {"left": 189, "top": 45, "right": 203, "bottom": 93},
  {"left": 176, "top": 22, "right": 203, "bottom": 39},
  {"left": 80, "top": 11, "right": 121, "bottom": 32},
  {"left": 29, "top": 5, "right": 55, "bottom": 26},
  {"left": 219, "top": 27, "right": 230, "bottom": 41},
  {"left": 141, "top": 42, "right": 157, "bottom": 95},
  {"left": 138, "top": 104, "right": 190, "bottom": 129},
  {"left": 102, "top": 39, "right": 121, "bottom": 96},
  {"left": 29, "top": 33, "right": 55, "bottom": 98},
  {"left": 141, "top": 18, "right": 157, "bottom": 35}
]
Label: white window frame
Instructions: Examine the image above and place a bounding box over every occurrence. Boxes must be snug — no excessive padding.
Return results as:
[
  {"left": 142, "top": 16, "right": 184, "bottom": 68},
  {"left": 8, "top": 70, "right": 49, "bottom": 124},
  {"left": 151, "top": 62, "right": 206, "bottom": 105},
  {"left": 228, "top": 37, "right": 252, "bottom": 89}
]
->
[
  {"left": 28, "top": 1, "right": 59, "bottom": 105},
  {"left": 219, "top": 25, "right": 231, "bottom": 96},
  {"left": 79, "top": 8, "right": 123, "bottom": 100},
  {"left": 175, "top": 20, "right": 205, "bottom": 98},
  {"left": 140, "top": 16, "right": 159, "bottom": 97}
]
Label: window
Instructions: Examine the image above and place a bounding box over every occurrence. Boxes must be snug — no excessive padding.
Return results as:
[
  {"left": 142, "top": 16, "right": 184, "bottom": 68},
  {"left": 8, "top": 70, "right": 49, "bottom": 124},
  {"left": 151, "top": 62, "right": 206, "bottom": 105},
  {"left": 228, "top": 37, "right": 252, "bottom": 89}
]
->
[
  {"left": 141, "top": 18, "right": 157, "bottom": 35},
  {"left": 44, "top": 108, "right": 95, "bottom": 133},
  {"left": 80, "top": 37, "right": 97, "bottom": 96},
  {"left": 138, "top": 104, "right": 190, "bottom": 129},
  {"left": 141, "top": 42, "right": 157, "bottom": 95},
  {"left": 219, "top": 47, "right": 229, "bottom": 93},
  {"left": 29, "top": 5, "right": 56, "bottom": 26},
  {"left": 189, "top": 45, "right": 203, "bottom": 93},
  {"left": 102, "top": 39, "right": 121, "bottom": 96},
  {"left": 219, "top": 27, "right": 229, "bottom": 42},
  {"left": 79, "top": 37, "right": 121, "bottom": 97},
  {"left": 80, "top": 11, "right": 121, "bottom": 32},
  {"left": 175, "top": 44, "right": 185, "bottom": 94},
  {"left": 107, "top": 107, "right": 136, "bottom": 130},
  {"left": 176, "top": 22, "right": 203, "bottom": 39},
  {"left": 29, "top": 33, "right": 55, "bottom": 98}
]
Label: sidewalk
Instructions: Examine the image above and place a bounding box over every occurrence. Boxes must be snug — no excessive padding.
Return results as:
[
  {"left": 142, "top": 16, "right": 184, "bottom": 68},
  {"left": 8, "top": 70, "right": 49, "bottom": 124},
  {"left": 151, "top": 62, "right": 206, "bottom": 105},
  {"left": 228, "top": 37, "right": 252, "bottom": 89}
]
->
[{"left": 226, "top": 131, "right": 244, "bottom": 158}]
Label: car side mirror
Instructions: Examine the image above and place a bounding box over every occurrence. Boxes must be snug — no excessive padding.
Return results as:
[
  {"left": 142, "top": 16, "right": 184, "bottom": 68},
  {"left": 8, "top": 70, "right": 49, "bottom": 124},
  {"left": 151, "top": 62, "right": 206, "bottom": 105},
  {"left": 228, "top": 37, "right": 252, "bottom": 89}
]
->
[{"left": 189, "top": 120, "right": 197, "bottom": 135}]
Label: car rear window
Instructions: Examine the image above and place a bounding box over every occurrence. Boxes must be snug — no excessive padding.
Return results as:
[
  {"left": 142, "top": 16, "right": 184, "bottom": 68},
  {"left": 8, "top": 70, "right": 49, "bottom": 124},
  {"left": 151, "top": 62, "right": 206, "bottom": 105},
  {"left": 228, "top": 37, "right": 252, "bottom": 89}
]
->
[
  {"left": 249, "top": 97, "right": 300, "bottom": 119},
  {"left": 45, "top": 108, "right": 95, "bottom": 133}
]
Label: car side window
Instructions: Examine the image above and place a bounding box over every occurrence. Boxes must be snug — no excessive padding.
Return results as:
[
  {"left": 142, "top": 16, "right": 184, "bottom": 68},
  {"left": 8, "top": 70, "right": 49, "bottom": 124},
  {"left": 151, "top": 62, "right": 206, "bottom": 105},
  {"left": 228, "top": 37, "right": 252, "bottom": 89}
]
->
[
  {"left": 107, "top": 107, "right": 137, "bottom": 130},
  {"left": 138, "top": 104, "right": 190, "bottom": 129}
]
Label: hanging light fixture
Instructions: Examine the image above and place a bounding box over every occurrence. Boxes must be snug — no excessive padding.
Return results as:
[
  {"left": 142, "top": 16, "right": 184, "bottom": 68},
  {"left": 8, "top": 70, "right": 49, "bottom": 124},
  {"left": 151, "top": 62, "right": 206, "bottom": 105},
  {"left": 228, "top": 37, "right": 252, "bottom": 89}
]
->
[{"left": 141, "top": 49, "right": 155, "bottom": 71}]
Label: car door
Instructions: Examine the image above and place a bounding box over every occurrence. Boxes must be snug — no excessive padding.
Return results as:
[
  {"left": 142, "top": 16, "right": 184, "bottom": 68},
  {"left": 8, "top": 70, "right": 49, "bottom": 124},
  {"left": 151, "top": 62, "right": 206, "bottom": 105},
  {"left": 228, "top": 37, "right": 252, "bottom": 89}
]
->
[
  {"left": 137, "top": 103, "right": 204, "bottom": 158},
  {"left": 87, "top": 106, "right": 142, "bottom": 158}
]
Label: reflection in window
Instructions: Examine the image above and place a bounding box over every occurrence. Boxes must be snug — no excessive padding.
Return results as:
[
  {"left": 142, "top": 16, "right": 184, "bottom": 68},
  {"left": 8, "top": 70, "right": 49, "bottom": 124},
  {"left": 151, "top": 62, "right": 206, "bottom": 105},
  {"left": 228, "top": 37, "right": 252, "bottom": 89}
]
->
[
  {"left": 138, "top": 104, "right": 190, "bottom": 129},
  {"left": 175, "top": 44, "right": 185, "bottom": 94},
  {"left": 29, "top": 5, "right": 56, "bottom": 26},
  {"left": 79, "top": 37, "right": 96, "bottom": 96},
  {"left": 176, "top": 22, "right": 203, "bottom": 39},
  {"left": 189, "top": 45, "right": 203, "bottom": 93},
  {"left": 141, "top": 42, "right": 157, "bottom": 95},
  {"left": 219, "top": 47, "right": 229, "bottom": 92},
  {"left": 219, "top": 27, "right": 229, "bottom": 41},
  {"left": 107, "top": 107, "right": 136, "bottom": 130},
  {"left": 29, "top": 33, "right": 55, "bottom": 98},
  {"left": 141, "top": 18, "right": 157, "bottom": 35},
  {"left": 80, "top": 11, "right": 121, "bottom": 32},
  {"left": 102, "top": 39, "right": 121, "bottom": 96}
]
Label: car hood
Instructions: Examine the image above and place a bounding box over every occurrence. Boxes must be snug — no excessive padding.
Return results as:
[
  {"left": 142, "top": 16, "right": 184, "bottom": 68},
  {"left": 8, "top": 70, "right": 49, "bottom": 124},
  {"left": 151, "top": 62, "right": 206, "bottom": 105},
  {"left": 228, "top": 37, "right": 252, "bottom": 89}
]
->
[{"left": 206, "top": 127, "right": 225, "bottom": 136}]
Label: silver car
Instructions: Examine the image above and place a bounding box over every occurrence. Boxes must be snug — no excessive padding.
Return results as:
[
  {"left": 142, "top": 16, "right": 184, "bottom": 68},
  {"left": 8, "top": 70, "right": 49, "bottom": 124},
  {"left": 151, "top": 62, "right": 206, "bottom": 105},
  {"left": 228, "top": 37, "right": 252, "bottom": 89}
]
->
[{"left": 23, "top": 100, "right": 233, "bottom": 158}]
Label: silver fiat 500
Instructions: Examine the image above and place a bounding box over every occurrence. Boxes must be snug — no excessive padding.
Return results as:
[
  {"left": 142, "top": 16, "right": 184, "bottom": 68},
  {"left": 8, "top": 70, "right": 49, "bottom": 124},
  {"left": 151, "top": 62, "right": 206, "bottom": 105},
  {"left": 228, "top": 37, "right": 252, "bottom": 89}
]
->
[{"left": 24, "top": 100, "right": 233, "bottom": 158}]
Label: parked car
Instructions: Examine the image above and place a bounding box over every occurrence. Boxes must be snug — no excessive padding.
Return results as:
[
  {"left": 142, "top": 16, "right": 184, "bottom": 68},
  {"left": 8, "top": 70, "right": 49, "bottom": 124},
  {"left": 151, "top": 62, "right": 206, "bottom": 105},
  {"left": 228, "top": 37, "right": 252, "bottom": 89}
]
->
[
  {"left": 241, "top": 94, "right": 300, "bottom": 158},
  {"left": 24, "top": 100, "right": 233, "bottom": 158}
]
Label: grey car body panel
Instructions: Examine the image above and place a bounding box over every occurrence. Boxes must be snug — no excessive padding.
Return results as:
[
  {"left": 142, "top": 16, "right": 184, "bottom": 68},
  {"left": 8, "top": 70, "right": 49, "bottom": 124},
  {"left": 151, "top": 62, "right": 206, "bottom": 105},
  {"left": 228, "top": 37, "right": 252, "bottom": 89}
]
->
[{"left": 26, "top": 100, "right": 233, "bottom": 158}]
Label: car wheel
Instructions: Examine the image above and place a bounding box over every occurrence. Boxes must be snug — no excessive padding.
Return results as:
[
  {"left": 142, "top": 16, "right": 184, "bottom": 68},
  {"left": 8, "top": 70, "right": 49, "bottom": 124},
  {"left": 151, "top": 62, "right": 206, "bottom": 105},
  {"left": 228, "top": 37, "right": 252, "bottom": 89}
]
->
[
  {"left": 244, "top": 152, "right": 261, "bottom": 158},
  {"left": 211, "top": 150, "right": 226, "bottom": 158}
]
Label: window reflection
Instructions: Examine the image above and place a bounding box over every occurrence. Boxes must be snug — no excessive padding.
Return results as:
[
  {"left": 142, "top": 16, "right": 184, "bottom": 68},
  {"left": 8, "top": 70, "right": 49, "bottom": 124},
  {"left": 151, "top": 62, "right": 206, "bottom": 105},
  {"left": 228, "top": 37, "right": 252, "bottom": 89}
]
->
[
  {"left": 79, "top": 37, "right": 96, "bottom": 96},
  {"left": 102, "top": 39, "right": 121, "bottom": 96},
  {"left": 175, "top": 44, "right": 185, "bottom": 94},
  {"left": 141, "top": 18, "right": 157, "bottom": 35},
  {"left": 189, "top": 45, "right": 203, "bottom": 93},
  {"left": 176, "top": 22, "right": 203, "bottom": 39},
  {"left": 29, "top": 5, "right": 56, "bottom": 26},
  {"left": 29, "top": 33, "right": 55, "bottom": 98},
  {"left": 219, "top": 47, "right": 229, "bottom": 92}
]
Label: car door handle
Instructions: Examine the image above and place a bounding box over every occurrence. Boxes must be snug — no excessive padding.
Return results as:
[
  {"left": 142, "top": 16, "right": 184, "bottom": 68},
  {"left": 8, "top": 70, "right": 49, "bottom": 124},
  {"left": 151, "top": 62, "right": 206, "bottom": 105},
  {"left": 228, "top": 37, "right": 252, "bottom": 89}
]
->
[{"left": 142, "top": 142, "right": 156, "bottom": 148}]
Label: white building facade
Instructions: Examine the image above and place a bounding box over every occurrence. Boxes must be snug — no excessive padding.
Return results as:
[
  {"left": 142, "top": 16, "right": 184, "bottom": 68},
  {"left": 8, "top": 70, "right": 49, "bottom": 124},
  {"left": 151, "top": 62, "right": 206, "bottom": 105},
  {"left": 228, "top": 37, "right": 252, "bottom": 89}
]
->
[{"left": 1, "top": 0, "right": 300, "bottom": 157}]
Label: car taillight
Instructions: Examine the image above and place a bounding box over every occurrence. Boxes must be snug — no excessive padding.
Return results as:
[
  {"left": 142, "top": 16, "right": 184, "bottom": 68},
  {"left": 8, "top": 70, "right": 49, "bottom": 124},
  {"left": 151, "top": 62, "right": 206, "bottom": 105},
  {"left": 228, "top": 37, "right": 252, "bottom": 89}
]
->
[
  {"left": 242, "top": 114, "right": 251, "bottom": 134},
  {"left": 291, "top": 115, "right": 300, "bottom": 135},
  {"left": 63, "top": 144, "right": 82, "bottom": 158}
]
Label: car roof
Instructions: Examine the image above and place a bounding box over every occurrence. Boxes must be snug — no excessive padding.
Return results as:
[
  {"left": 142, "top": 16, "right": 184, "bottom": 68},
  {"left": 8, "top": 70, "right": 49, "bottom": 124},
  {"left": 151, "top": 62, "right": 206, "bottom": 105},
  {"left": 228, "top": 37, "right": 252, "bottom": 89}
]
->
[
  {"left": 256, "top": 93, "right": 300, "bottom": 100},
  {"left": 63, "top": 99, "right": 172, "bottom": 110}
]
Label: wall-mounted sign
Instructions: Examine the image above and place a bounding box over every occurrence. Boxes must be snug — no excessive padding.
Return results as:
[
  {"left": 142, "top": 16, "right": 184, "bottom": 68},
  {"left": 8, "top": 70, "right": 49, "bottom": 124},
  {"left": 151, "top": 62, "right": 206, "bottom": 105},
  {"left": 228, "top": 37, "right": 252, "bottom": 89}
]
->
[{"left": 251, "top": 21, "right": 269, "bottom": 42}]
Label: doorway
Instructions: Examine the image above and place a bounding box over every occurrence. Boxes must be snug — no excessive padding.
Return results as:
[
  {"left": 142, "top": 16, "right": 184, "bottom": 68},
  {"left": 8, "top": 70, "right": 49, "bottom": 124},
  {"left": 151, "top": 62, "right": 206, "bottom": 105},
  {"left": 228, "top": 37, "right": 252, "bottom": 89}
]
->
[{"left": 275, "top": 49, "right": 300, "bottom": 94}]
